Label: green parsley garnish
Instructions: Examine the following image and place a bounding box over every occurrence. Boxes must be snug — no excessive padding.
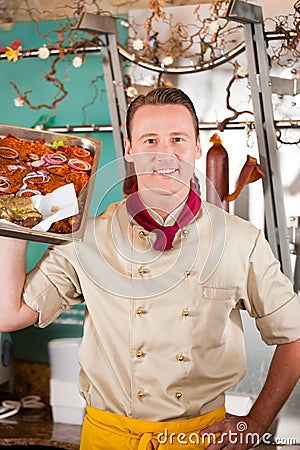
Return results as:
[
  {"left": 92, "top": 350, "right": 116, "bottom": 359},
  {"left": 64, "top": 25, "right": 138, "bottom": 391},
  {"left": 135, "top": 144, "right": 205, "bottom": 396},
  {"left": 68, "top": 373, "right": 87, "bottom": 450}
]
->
[{"left": 52, "top": 140, "right": 64, "bottom": 150}]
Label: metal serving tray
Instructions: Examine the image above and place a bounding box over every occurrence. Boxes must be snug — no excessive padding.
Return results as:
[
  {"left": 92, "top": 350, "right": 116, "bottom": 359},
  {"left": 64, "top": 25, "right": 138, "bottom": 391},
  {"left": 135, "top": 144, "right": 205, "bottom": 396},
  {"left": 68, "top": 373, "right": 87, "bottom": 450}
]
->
[{"left": 0, "top": 124, "right": 101, "bottom": 244}]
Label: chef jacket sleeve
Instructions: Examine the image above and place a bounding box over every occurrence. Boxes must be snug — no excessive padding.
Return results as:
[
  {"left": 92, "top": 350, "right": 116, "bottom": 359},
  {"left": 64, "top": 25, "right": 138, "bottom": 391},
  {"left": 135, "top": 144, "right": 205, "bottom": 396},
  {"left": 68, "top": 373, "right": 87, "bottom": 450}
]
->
[
  {"left": 244, "top": 229, "right": 300, "bottom": 345},
  {"left": 22, "top": 245, "right": 84, "bottom": 328}
]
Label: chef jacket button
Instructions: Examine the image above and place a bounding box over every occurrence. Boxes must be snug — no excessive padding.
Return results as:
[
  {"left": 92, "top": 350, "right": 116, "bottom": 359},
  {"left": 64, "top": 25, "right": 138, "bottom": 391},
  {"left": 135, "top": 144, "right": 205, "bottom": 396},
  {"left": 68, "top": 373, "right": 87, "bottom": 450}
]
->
[
  {"left": 139, "top": 230, "right": 146, "bottom": 238},
  {"left": 137, "top": 267, "right": 146, "bottom": 276},
  {"left": 182, "top": 308, "right": 189, "bottom": 317},
  {"left": 176, "top": 392, "right": 183, "bottom": 399},
  {"left": 136, "top": 307, "right": 146, "bottom": 315},
  {"left": 176, "top": 353, "right": 185, "bottom": 361},
  {"left": 182, "top": 229, "right": 189, "bottom": 237},
  {"left": 137, "top": 391, "right": 146, "bottom": 399},
  {"left": 184, "top": 270, "right": 191, "bottom": 278},
  {"left": 136, "top": 350, "right": 145, "bottom": 358}
]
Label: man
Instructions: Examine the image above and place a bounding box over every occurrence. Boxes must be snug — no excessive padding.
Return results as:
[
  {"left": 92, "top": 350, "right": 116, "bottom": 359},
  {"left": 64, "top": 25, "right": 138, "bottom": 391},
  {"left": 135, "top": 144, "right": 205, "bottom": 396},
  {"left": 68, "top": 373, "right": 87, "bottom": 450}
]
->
[{"left": 0, "top": 87, "right": 299, "bottom": 450}]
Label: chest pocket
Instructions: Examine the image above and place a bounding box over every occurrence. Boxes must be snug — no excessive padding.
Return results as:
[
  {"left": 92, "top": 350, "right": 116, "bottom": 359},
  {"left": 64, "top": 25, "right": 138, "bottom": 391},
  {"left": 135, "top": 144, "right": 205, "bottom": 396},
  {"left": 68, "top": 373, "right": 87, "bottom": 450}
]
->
[
  {"left": 192, "top": 285, "right": 239, "bottom": 347},
  {"left": 201, "top": 286, "right": 237, "bottom": 302}
]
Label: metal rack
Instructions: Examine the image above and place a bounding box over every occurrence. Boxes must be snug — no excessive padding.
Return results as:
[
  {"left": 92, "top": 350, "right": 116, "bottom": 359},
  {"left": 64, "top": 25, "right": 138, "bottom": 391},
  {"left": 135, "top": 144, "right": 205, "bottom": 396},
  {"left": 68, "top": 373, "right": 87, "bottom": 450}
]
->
[
  {"left": 75, "top": 13, "right": 128, "bottom": 182},
  {"left": 45, "top": 119, "right": 300, "bottom": 134},
  {"left": 226, "top": 0, "right": 294, "bottom": 280}
]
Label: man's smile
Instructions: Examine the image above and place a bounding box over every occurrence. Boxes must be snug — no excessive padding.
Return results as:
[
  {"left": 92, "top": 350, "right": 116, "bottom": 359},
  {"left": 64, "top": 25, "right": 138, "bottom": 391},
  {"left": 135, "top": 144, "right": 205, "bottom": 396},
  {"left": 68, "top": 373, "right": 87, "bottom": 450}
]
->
[{"left": 153, "top": 168, "right": 178, "bottom": 175}]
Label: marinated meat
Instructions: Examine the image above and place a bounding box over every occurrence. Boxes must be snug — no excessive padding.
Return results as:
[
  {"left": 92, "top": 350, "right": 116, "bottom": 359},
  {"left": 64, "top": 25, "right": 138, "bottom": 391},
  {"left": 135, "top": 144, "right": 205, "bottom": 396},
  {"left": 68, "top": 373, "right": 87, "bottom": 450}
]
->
[{"left": 0, "top": 194, "right": 43, "bottom": 228}]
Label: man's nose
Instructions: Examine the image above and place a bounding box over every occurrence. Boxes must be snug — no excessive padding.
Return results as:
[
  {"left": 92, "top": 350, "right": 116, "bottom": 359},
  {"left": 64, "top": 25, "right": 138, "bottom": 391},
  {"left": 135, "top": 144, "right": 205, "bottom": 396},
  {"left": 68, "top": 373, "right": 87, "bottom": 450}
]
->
[
  {"left": 156, "top": 152, "right": 176, "bottom": 163},
  {"left": 157, "top": 142, "right": 174, "bottom": 156}
]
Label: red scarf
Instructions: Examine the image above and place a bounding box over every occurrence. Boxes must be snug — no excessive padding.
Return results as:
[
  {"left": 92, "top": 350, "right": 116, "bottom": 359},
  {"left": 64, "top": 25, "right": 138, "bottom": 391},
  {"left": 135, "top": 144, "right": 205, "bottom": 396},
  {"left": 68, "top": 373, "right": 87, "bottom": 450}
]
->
[{"left": 126, "top": 183, "right": 201, "bottom": 251}]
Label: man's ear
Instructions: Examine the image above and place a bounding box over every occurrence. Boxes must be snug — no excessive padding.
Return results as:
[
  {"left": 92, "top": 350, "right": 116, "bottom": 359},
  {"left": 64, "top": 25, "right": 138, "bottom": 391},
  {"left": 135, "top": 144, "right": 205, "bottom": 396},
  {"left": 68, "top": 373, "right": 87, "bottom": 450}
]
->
[
  {"left": 196, "top": 135, "right": 202, "bottom": 159},
  {"left": 124, "top": 137, "right": 133, "bottom": 162}
]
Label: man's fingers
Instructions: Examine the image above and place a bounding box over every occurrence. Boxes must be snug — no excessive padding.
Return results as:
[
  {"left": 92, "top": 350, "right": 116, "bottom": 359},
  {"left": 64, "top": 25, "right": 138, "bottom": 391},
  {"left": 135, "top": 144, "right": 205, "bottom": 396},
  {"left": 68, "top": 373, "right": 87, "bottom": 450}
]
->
[
  {"left": 200, "top": 416, "right": 257, "bottom": 450},
  {"left": 200, "top": 419, "right": 229, "bottom": 436}
]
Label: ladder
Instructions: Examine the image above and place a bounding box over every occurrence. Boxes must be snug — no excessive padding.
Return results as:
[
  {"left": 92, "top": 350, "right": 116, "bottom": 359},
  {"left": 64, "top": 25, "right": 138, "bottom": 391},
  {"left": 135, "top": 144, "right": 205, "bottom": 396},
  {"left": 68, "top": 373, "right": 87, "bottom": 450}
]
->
[
  {"left": 226, "top": 0, "right": 293, "bottom": 280},
  {"left": 75, "top": 13, "right": 128, "bottom": 183}
]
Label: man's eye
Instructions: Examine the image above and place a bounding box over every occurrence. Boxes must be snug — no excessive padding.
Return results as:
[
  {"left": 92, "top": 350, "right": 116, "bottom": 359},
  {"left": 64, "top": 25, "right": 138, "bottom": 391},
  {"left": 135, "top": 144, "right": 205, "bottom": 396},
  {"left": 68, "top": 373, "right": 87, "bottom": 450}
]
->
[
  {"left": 146, "top": 138, "right": 156, "bottom": 144},
  {"left": 173, "top": 137, "right": 183, "bottom": 142}
]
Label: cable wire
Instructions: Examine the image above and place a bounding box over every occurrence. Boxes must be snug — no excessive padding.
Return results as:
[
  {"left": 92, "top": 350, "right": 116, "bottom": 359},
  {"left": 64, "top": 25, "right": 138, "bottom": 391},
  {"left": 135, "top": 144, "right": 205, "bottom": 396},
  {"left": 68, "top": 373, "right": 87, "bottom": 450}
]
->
[{"left": 0, "top": 395, "right": 46, "bottom": 420}]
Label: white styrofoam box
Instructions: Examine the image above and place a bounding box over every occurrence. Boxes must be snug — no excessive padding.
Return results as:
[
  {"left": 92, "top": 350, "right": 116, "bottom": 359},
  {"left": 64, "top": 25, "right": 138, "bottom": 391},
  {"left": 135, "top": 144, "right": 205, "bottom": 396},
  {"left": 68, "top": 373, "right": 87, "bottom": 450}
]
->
[
  {"left": 48, "top": 337, "right": 82, "bottom": 382},
  {"left": 225, "top": 393, "right": 254, "bottom": 415},
  {"left": 51, "top": 405, "right": 85, "bottom": 426},
  {"left": 50, "top": 378, "right": 86, "bottom": 425}
]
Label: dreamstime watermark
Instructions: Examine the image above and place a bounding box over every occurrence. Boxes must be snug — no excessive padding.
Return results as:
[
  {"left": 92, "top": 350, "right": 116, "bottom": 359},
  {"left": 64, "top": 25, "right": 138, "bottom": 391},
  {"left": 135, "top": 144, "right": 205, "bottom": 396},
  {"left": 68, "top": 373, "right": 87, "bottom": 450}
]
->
[{"left": 156, "top": 421, "right": 298, "bottom": 446}]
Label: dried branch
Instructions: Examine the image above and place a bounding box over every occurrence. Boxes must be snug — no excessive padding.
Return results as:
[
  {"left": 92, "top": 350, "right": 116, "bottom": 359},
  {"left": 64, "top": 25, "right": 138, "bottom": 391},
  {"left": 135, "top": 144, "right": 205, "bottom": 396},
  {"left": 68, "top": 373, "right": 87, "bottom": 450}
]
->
[
  {"left": 218, "top": 63, "right": 253, "bottom": 132},
  {"left": 5, "top": 0, "right": 299, "bottom": 113},
  {"left": 10, "top": 55, "right": 68, "bottom": 111}
]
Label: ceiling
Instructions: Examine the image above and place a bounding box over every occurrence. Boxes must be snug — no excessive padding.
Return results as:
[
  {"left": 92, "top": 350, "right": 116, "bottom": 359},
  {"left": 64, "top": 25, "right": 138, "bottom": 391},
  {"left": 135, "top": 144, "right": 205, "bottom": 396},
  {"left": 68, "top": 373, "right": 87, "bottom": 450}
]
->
[
  {"left": 7, "top": 0, "right": 297, "bottom": 23},
  {"left": 10, "top": 0, "right": 212, "bottom": 22}
]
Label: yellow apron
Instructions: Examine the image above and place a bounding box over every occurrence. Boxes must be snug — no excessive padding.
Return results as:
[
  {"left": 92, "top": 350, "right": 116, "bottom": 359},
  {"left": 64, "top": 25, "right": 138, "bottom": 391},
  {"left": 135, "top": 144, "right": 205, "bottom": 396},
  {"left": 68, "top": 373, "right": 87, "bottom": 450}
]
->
[{"left": 80, "top": 405, "right": 225, "bottom": 450}]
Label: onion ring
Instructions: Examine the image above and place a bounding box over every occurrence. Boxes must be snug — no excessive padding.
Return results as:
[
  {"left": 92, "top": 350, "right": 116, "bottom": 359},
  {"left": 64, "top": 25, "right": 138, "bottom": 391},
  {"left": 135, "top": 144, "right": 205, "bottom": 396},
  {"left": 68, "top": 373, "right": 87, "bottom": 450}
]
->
[
  {"left": 73, "top": 148, "right": 91, "bottom": 158},
  {"left": 23, "top": 171, "right": 50, "bottom": 184},
  {"left": 0, "top": 176, "right": 10, "bottom": 191},
  {"left": 28, "top": 153, "right": 40, "bottom": 161},
  {"left": 7, "top": 164, "right": 27, "bottom": 171},
  {"left": 16, "top": 188, "right": 41, "bottom": 197},
  {"left": 44, "top": 153, "right": 67, "bottom": 165},
  {"left": 68, "top": 158, "right": 91, "bottom": 172},
  {"left": 31, "top": 159, "right": 45, "bottom": 169},
  {"left": 0, "top": 146, "right": 19, "bottom": 159}
]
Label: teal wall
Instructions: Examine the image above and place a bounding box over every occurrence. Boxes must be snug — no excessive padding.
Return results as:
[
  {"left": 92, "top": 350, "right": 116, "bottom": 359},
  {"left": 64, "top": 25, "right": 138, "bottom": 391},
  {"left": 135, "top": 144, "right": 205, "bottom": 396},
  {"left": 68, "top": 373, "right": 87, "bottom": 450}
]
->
[{"left": 0, "top": 19, "right": 126, "bottom": 362}]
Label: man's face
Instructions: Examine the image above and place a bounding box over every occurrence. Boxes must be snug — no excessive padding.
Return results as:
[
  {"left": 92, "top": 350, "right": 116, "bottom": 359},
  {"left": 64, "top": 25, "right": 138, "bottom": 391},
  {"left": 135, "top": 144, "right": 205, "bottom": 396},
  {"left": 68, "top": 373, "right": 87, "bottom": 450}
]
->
[{"left": 124, "top": 104, "right": 201, "bottom": 197}]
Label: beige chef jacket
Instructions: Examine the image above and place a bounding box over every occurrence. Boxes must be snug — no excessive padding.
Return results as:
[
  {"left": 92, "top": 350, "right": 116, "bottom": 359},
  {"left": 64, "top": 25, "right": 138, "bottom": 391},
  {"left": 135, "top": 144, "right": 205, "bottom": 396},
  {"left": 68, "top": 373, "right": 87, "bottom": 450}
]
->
[{"left": 22, "top": 200, "right": 300, "bottom": 422}]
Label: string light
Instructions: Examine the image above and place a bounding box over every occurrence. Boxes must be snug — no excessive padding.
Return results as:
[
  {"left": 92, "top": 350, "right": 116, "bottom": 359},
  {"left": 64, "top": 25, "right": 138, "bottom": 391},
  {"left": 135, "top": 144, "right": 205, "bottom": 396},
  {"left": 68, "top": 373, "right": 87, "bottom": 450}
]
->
[{"left": 38, "top": 45, "right": 50, "bottom": 60}]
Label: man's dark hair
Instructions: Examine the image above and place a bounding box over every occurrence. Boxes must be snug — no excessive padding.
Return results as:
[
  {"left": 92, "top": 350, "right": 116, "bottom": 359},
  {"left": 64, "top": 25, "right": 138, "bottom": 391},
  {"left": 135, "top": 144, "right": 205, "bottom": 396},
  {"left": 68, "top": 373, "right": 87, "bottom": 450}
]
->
[{"left": 126, "top": 86, "right": 199, "bottom": 141}]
